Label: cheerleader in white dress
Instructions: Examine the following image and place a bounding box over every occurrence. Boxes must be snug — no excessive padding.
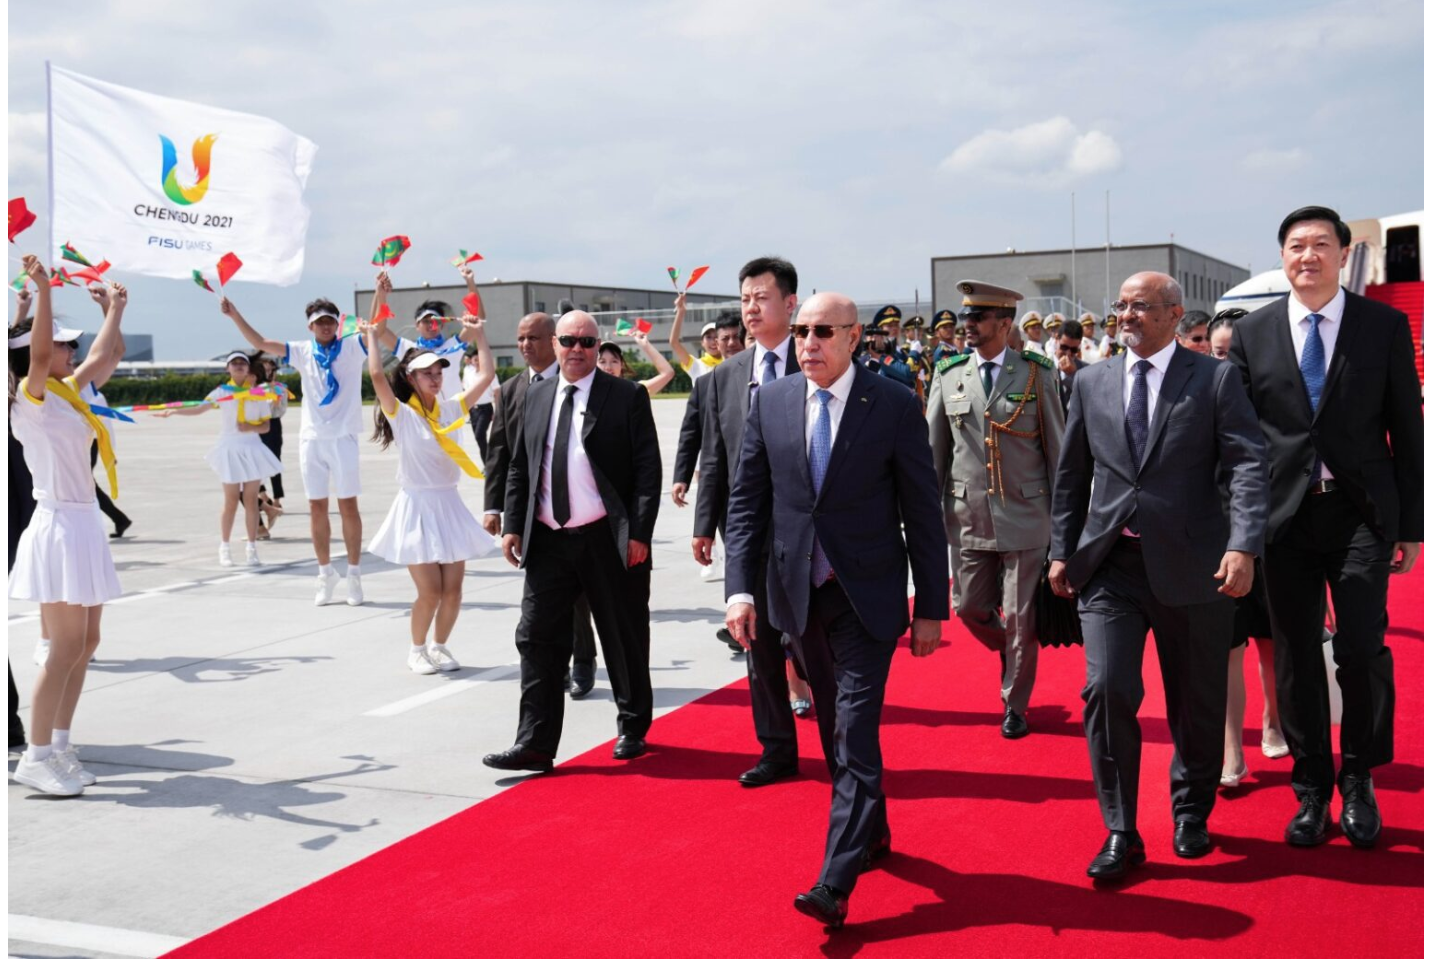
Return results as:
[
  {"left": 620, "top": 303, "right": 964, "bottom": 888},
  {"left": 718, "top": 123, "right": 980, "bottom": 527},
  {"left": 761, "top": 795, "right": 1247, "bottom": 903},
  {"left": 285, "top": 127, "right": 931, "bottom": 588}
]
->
[
  {"left": 363, "top": 273, "right": 500, "bottom": 674},
  {"left": 8, "top": 256, "right": 127, "bottom": 797},
  {"left": 151, "top": 351, "right": 282, "bottom": 567}
]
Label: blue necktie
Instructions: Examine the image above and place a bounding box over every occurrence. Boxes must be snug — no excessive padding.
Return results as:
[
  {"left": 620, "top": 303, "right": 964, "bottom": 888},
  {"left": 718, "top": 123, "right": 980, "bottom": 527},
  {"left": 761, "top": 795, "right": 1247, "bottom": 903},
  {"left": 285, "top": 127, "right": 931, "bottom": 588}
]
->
[
  {"left": 1124, "top": 359, "right": 1151, "bottom": 534},
  {"left": 762, "top": 350, "right": 779, "bottom": 384},
  {"left": 809, "top": 389, "right": 833, "bottom": 585},
  {"left": 1300, "top": 313, "right": 1327, "bottom": 481}
]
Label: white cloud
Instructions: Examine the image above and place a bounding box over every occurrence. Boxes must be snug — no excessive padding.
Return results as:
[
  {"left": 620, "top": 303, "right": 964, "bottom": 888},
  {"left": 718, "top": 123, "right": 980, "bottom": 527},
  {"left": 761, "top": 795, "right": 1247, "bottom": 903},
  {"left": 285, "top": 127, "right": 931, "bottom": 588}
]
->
[
  {"left": 1242, "top": 148, "right": 1306, "bottom": 172},
  {"left": 8, "top": 112, "right": 48, "bottom": 183},
  {"left": 939, "top": 117, "right": 1122, "bottom": 187}
]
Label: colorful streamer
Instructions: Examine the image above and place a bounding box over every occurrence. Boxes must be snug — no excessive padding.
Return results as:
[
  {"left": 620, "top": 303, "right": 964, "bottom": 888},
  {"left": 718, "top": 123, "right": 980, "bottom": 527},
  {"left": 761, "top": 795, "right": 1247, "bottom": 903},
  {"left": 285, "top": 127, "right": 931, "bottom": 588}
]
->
[
  {"left": 192, "top": 270, "right": 214, "bottom": 292},
  {"left": 450, "top": 249, "right": 483, "bottom": 267},
  {"left": 116, "top": 390, "right": 277, "bottom": 413},
  {"left": 615, "top": 317, "right": 652, "bottom": 336},
  {"left": 60, "top": 242, "right": 95, "bottom": 267}
]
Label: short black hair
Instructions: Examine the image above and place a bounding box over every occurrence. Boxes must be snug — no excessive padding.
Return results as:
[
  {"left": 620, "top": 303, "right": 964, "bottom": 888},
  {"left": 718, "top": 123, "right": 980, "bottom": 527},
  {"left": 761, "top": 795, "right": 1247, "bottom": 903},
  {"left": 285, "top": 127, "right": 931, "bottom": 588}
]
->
[
  {"left": 1058, "top": 320, "right": 1084, "bottom": 341},
  {"left": 416, "top": 299, "right": 451, "bottom": 320},
  {"left": 1278, "top": 206, "right": 1351, "bottom": 247},
  {"left": 305, "top": 297, "right": 339, "bottom": 319},
  {"left": 713, "top": 311, "right": 742, "bottom": 331},
  {"left": 738, "top": 256, "right": 798, "bottom": 298},
  {"left": 1177, "top": 310, "right": 1212, "bottom": 337}
]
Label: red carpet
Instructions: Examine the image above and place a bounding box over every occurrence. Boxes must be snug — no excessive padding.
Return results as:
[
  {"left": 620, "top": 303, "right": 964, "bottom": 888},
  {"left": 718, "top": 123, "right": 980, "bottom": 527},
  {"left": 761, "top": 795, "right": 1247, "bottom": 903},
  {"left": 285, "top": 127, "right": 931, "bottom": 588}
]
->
[{"left": 170, "top": 563, "right": 1423, "bottom": 958}]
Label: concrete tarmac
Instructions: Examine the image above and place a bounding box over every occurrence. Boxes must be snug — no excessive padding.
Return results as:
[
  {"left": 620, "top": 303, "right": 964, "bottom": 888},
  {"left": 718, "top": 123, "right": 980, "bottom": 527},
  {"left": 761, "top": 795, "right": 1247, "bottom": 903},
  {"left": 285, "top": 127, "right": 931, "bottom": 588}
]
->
[{"left": 7, "top": 395, "right": 749, "bottom": 959}]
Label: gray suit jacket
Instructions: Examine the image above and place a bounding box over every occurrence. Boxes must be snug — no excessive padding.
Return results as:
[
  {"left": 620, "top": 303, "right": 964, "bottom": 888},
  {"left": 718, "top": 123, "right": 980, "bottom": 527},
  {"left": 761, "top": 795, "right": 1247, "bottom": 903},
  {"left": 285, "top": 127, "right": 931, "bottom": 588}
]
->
[
  {"left": 692, "top": 338, "right": 800, "bottom": 538},
  {"left": 1050, "top": 344, "right": 1269, "bottom": 607}
]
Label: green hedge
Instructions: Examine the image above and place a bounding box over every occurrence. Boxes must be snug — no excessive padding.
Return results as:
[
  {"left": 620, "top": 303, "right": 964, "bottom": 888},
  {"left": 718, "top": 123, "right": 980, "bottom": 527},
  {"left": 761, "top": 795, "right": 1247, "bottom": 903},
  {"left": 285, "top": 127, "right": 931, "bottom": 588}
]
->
[{"left": 100, "top": 361, "right": 689, "bottom": 404}]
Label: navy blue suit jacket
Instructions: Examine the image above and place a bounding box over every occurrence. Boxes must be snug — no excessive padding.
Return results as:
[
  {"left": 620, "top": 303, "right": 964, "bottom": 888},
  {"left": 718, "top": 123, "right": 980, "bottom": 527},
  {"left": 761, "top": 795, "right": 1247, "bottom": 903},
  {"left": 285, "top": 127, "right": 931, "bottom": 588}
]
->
[{"left": 723, "top": 363, "right": 949, "bottom": 641}]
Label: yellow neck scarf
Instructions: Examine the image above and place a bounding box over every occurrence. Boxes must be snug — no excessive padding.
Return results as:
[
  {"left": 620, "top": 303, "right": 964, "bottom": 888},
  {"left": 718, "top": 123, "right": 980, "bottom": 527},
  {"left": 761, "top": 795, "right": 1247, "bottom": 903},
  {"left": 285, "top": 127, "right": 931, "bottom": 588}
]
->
[
  {"left": 227, "top": 378, "right": 269, "bottom": 425},
  {"left": 405, "top": 395, "right": 483, "bottom": 478},
  {"left": 32, "top": 376, "right": 119, "bottom": 499},
  {"left": 700, "top": 352, "right": 722, "bottom": 368}
]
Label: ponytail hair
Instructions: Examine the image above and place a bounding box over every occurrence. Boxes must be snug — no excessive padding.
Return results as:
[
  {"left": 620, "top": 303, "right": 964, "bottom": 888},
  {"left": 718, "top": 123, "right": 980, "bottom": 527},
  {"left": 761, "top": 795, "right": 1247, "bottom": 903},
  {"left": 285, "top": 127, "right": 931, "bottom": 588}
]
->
[
  {"left": 371, "top": 347, "right": 423, "bottom": 450},
  {"left": 8, "top": 317, "right": 34, "bottom": 411}
]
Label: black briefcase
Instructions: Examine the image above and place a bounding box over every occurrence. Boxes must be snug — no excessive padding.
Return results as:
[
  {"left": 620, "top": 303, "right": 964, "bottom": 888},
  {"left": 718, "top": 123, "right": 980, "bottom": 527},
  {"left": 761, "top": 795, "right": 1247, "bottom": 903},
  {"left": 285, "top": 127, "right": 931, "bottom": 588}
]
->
[{"left": 1035, "top": 561, "right": 1083, "bottom": 648}]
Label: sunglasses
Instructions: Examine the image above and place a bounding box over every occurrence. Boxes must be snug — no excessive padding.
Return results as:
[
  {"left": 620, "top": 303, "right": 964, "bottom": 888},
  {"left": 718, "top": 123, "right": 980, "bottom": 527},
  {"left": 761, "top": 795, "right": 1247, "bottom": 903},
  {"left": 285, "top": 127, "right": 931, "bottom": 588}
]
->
[
  {"left": 1056, "top": 343, "right": 1081, "bottom": 353},
  {"left": 557, "top": 335, "right": 599, "bottom": 349},
  {"left": 792, "top": 323, "right": 855, "bottom": 340},
  {"left": 1184, "top": 334, "right": 1208, "bottom": 343}
]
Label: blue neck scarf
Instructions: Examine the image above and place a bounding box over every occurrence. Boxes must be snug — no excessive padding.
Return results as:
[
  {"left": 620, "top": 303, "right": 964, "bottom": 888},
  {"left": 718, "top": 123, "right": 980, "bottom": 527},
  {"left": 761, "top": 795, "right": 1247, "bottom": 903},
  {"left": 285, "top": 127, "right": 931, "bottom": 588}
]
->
[
  {"left": 312, "top": 337, "right": 343, "bottom": 406},
  {"left": 416, "top": 334, "right": 447, "bottom": 352}
]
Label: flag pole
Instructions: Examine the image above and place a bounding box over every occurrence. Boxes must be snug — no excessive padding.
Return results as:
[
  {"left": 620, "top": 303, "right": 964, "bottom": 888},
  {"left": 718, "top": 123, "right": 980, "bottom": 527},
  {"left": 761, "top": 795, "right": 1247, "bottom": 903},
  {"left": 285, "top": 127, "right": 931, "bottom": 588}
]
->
[{"left": 45, "top": 61, "right": 55, "bottom": 263}]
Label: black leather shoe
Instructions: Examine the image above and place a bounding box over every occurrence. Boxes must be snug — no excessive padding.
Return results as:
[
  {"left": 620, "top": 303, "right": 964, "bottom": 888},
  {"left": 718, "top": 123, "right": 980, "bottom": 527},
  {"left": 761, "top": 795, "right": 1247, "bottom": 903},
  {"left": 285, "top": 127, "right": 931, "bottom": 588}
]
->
[
  {"left": 1285, "top": 793, "right": 1331, "bottom": 847},
  {"left": 612, "top": 735, "right": 648, "bottom": 760},
  {"left": 1173, "top": 818, "right": 1212, "bottom": 858},
  {"left": 738, "top": 758, "right": 799, "bottom": 787},
  {"left": 860, "top": 830, "right": 892, "bottom": 873},
  {"left": 111, "top": 516, "right": 132, "bottom": 539},
  {"left": 1001, "top": 707, "right": 1029, "bottom": 739},
  {"left": 793, "top": 884, "right": 847, "bottom": 928},
  {"left": 482, "top": 746, "right": 554, "bottom": 773},
  {"left": 1338, "top": 773, "right": 1381, "bottom": 848},
  {"left": 716, "top": 628, "right": 744, "bottom": 654},
  {"left": 569, "top": 661, "right": 595, "bottom": 699},
  {"left": 1086, "top": 830, "right": 1146, "bottom": 879}
]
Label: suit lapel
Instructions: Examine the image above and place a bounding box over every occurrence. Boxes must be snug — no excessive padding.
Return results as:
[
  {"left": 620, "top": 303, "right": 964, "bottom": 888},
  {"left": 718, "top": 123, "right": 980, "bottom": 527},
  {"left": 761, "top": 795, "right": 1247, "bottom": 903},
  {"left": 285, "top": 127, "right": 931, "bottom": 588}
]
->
[
  {"left": 1139, "top": 347, "right": 1194, "bottom": 474},
  {"left": 1101, "top": 355, "right": 1137, "bottom": 475},
  {"left": 582, "top": 371, "right": 610, "bottom": 442},
  {"left": 817, "top": 367, "right": 876, "bottom": 505},
  {"left": 736, "top": 348, "right": 756, "bottom": 420},
  {"left": 1315, "top": 290, "right": 1356, "bottom": 422},
  {"left": 784, "top": 377, "right": 815, "bottom": 498},
  {"left": 527, "top": 378, "right": 556, "bottom": 467},
  {"left": 782, "top": 336, "right": 799, "bottom": 376}
]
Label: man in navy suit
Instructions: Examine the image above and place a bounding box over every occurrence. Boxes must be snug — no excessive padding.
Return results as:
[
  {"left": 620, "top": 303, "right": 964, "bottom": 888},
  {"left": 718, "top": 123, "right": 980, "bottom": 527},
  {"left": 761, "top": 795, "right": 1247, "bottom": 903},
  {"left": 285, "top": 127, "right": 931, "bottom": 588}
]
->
[
  {"left": 723, "top": 292, "right": 949, "bottom": 928},
  {"left": 1229, "top": 206, "right": 1422, "bottom": 849},
  {"left": 1050, "top": 271, "right": 1268, "bottom": 878}
]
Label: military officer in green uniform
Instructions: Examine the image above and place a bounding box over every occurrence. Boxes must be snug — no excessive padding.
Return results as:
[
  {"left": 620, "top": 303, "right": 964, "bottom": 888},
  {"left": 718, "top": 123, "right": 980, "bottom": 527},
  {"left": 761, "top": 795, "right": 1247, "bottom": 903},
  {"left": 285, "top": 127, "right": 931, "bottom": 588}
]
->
[{"left": 926, "top": 280, "right": 1065, "bottom": 738}]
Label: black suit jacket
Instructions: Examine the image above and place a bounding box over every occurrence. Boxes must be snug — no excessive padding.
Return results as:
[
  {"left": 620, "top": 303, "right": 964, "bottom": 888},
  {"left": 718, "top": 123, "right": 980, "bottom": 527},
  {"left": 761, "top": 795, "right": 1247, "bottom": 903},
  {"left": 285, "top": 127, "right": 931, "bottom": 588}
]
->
[
  {"left": 672, "top": 372, "right": 710, "bottom": 488},
  {"left": 1051, "top": 344, "right": 1269, "bottom": 606},
  {"left": 1228, "top": 290, "right": 1423, "bottom": 544},
  {"left": 693, "top": 338, "right": 800, "bottom": 538},
  {"left": 483, "top": 370, "right": 536, "bottom": 513},
  {"left": 724, "top": 364, "right": 949, "bottom": 641},
  {"left": 503, "top": 370, "right": 662, "bottom": 568},
  {"left": 1057, "top": 357, "right": 1087, "bottom": 413}
]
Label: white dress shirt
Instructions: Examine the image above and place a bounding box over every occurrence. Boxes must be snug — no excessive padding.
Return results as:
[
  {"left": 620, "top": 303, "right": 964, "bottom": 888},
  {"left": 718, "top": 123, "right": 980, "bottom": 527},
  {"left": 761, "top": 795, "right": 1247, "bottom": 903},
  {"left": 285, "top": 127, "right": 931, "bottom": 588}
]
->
[
  {"left": 1287, "top": 288, "right": 1344, "bottom": 482},
  {"left": 748, "top": 338, "right": 791, "bottom": 394},
  {"left": 971, "top": 347, "right": 1007, "bottom": 393},
  {"left": 1121, "top": 337, "right": 1178, "bottom": 536},
  {"left": 536, "top": 369, "right": 606, "bottom": 530},
  {"left": 727, "top": 361, "right": 857, "bottom": 610},
  {"left": 484, "top": 361, "right": 561, "bottom": 518}
]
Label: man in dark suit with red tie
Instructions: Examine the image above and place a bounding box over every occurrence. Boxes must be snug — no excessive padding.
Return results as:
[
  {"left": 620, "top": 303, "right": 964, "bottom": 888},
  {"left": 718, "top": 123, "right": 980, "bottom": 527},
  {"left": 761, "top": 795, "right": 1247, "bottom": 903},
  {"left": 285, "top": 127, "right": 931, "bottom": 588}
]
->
[
  {"left": 693, "top": 257, "right": 807, "bottom": 787},
  {"left": 724, "top": 292, "right": 949, "bottom": 927},
  {"left": 483, "top": 311, "right": 662, "bottom": 772},
  {"left": 1228, "top": 206, "right": 1423, "bottom": 849}
]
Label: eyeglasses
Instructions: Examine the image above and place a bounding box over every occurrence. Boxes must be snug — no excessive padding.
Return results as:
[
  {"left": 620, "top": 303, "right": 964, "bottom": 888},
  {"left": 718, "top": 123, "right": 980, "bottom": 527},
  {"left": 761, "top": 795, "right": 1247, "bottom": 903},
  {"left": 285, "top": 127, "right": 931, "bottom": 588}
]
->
[
  {"left": 1110, "top": 300, "right": 1176, "bottom": 315},
  {"left": 792, "top": 323, "right": 855, "bottom": 340},
  {"left": 556, "top": 335, "right": 598, "bottom": 348}
]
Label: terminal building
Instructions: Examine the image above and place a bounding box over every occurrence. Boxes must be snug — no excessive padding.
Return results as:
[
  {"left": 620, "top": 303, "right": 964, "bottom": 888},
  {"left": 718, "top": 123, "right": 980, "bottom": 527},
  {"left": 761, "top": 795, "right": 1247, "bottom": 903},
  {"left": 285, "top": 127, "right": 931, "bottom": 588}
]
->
[
  {"left": 353, "top": 279, "right": 737, "bottom": 369},
  {"left": 931, "top": 243, "right": 1250, "bottom": 320}
]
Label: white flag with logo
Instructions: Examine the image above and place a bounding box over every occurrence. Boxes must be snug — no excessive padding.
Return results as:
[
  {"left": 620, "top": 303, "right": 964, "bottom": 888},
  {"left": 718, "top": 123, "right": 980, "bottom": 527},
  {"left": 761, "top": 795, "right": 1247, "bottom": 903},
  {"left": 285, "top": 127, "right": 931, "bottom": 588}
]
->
[{"left": 47, "top": 64, "right": 318, "bottom": 285}]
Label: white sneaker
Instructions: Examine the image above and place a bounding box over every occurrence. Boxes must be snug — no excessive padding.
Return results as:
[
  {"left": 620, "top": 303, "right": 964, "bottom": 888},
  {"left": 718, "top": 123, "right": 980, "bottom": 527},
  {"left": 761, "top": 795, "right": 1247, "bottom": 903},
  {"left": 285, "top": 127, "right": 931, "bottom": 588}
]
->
[
  {"left": 346, "top": 572, "right": 364, "bottom": 607},
  {"left": 219, "top": 542, "right": 234, "bottom": 567},
  {"left": 245, "top": 543, "right": 261, "bottom": 567},
  {"left": 314, "top": 568, "right": 340, "bottom": 606},
  {"left": 12, "top": 753, "right": 84, "bottom": 796},
  {"left": 427, "top": 643, "right": 460, "bottom": 672},
  {"left": 407, "top": 646, "right": 439, "bottom": 675},
  {"left": 33, "top": 638, "right": 49, "bottom": 667},
  {"left": 55, "top": 746, "right": 97, "bottom": 786}
]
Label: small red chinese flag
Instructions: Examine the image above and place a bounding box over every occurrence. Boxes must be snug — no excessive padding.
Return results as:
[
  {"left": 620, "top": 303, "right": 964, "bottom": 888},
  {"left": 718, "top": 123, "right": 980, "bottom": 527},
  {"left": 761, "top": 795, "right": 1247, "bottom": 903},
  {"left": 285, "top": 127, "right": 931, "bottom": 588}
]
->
[
  {"left": 8, "top": 198, "right": 36, "bottom": 243},
  {"left": 373, "top": 303, "right": 394, "bottom": 324},
  {"left": 684, "top": 265, "right": 710, "bottom": 290},
  {"left": 217, "top": 252, "right": 243, "bottom": 287},
  {"left": 462, "top": 292, "right": 481, "bottom": 317}
]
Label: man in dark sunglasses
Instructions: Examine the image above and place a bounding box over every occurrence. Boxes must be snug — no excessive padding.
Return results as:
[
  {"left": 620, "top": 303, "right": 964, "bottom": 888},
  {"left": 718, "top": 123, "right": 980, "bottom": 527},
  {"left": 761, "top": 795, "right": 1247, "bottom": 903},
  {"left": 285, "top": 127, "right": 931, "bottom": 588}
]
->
[
  {"left": 1053, "top": 320, "right": 1087, "bottom": 414},
  {"left": 724, "top": 291, "right": 948, "bottom": 928},
  {"left": 1176, "top": 310, "right": 1212, "bottom": 356},
  {"left": 485, "top": 310, "right": 662, "bottom": 772},
  {"left": 927, "top": 279, "right": 1063, "bottom": 743}
]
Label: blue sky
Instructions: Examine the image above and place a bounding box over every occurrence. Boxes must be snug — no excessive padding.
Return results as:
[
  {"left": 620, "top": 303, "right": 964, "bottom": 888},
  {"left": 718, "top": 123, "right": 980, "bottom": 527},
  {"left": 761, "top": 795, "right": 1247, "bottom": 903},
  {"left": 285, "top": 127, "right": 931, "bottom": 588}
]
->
[{"left": 7, "top": 0, "right": 1424, "bottom": 358}]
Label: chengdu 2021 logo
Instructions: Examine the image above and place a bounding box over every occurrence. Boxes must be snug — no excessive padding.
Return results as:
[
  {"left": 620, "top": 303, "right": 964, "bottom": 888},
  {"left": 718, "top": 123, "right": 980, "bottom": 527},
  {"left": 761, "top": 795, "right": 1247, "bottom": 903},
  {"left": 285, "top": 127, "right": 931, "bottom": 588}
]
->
[{"left": 159, "top": 133, "right": 216, "bottom": 205}]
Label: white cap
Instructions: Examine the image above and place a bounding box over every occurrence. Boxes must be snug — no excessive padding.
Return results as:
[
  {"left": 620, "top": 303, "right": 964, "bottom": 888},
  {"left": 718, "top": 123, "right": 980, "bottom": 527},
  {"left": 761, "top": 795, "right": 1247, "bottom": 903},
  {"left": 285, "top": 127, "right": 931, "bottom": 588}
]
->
[
  {"left": 8, "top": 321, "right": 84, "bottom": 349},
  {"left": 700, "top": 322, "right": 717, "bottom": 336},
  {"left": 307, "top": 310, "right": 340, "bottom": 324},
  {"left": 416, "top": 308, "right": 444, "bottom": 321},
  {"left": 405, "top": 352, "right": 450, "bottom": 372},
  {"left": 224, "top": 350, "right": 250, "bottom": 364}
]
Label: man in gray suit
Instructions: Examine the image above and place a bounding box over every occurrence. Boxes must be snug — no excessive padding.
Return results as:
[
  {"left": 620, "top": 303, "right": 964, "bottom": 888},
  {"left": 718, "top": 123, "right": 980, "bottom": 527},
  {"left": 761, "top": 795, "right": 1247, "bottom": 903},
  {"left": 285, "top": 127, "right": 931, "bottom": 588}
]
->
[
  {"left": 1049, "top": 271, "right": 1268, "bottom": 878},
  {"left": 693, "top": 256, "right": 806, "bottom": 787},
  {"left": 927, "top": 280, "right": 1063, "bottom": 739}
]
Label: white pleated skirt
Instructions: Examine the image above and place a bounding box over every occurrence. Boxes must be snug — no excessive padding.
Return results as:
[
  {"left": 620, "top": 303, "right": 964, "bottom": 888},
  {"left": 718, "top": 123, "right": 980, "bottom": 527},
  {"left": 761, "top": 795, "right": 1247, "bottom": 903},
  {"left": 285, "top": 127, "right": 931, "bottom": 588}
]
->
[
  {"left": 9, "top": 500, "right": 122, "bottom": 607},
  {"left": 368, "top": 486, "right": 501, "bottom": 565},
  {"left": 206, "top": 434, "right": 284, "bottom": 485}
]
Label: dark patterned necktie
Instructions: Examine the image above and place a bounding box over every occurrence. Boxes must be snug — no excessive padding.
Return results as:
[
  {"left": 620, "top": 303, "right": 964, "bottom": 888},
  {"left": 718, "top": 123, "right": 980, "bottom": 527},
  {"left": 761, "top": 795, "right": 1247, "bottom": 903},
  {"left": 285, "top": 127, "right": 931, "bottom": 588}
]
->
[{"left": 1124, "top": 359, "right": 1151, "bottom": 534}]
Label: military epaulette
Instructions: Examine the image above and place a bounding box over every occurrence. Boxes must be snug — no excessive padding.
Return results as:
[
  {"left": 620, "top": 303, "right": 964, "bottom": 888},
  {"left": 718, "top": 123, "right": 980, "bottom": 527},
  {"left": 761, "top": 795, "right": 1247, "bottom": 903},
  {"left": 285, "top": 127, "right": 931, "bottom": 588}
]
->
[
  {"left": 935, "top": 354, "right": 971, "bottom": 374},
  {"left": 1022, "top": 349, "right": 1054, "bottom": 369}
]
